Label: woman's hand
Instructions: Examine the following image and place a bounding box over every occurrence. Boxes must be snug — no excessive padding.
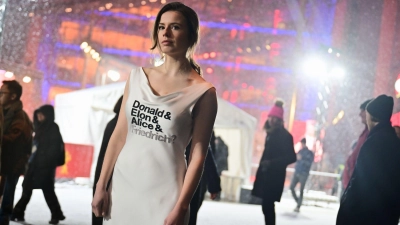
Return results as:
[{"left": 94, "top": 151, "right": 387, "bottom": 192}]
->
[
  {"left": 92, "top": 187, "right": 110, "bottom": 218},
  {"left": 164, "top": 206, "right": 187, "bottom": 225}
]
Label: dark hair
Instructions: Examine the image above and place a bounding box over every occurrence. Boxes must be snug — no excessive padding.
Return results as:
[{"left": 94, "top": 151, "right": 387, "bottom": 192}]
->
[
  {"left": 150, "top": 2, "right": 202, "bottom": 75},
  {"left": 300, "top": 138, "right": 306, "bottom": 144},
  {"left": 2, "top": 80, "right": 22, "bottom": 100},
  {"left": 113, "top": 96, "right": 123, "bottom": 114},
  {"left": 360, "top": 99, "right": 372, "bottom": 110}
]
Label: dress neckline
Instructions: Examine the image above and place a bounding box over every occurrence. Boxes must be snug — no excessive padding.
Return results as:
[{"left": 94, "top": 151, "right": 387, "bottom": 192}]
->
[{"left": 139, "top": 67, "right": 208, "bottom": 98}]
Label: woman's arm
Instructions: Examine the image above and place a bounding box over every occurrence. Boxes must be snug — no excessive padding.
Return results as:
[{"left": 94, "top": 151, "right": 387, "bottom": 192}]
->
[
  {"left": 177, "top": 88, "right": 217, "bottom": 210},
  {"left": 96, "top": 79, "right": 129, "bottom": 190}
]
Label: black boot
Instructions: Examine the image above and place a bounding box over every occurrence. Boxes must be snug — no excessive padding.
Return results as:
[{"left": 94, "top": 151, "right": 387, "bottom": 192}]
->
[
  {"left": 48, "top": 214, "right": 66, "bottom": 224},
  {"left": 10, "top": 208, "right": 25, "bottom": 222}
]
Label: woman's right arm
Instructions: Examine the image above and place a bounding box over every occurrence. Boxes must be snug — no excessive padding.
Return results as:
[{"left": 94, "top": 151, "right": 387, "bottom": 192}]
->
[{"left": 92, "top": 75, "right": 130, "bottom": 216}]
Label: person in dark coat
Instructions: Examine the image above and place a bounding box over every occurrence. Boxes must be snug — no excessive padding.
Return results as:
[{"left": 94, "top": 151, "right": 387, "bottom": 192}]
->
[
  {"left": 185, "top": 137, "right": 221, "bottom": 225},
  {"left": 252, "top": 100, "right": 296, "bottom": 225},
  {"left": 290, "top": 138, "right": 314, "bottom": 212},
  {"left": 92, "top": 96, "right": 123, "bottom": 225},
  {"left": 336, "top": 95, "right": 400, "bottom": 225},
  {"left": 214, "top": 136, "right": 229, "bottom": 175},
  {"left": 10, "top": 105, "right": 65, "bottom": 224},
  {"left": 0, "top": 80, "right": 33, "bottom": 225}
]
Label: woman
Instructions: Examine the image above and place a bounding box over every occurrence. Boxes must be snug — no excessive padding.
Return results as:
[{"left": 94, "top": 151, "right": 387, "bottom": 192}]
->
[
  {"left": 92, "top": 2, "right": 217, "bottom": 225},
  {"left": 11, "top": 105, "right": 65, "bottom": 224}
]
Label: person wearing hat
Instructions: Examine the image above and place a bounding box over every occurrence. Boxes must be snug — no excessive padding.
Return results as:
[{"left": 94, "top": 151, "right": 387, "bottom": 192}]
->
[
  {"left": 336, "top": 95, "right": 400, "bottom": 225},
  {"left": 252, "top": 100, "right": 296, "bottom": 225},
  {"left": 341, "top": 99, "right": 372, "bottom": 191}
]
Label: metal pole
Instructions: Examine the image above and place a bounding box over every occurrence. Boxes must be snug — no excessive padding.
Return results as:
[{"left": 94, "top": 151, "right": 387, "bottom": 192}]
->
[{"left": 0, "top": 0, "right": 7, "bottom": 60}]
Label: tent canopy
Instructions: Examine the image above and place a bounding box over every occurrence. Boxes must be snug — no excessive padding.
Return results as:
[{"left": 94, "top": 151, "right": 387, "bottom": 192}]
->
[{"left": 55, "top": 82, "right": 257, "bottom": 182}]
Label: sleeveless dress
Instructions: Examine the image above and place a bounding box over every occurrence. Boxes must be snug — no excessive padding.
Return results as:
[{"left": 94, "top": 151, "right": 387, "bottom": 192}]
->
[{"left": 104, "top": 67, "right": 214, "bottom": 225}]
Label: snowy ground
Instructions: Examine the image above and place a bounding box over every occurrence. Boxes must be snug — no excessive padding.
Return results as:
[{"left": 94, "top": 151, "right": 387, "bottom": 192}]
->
[{"left": 10, "top": 181, "right": 339, "bottom": 225}]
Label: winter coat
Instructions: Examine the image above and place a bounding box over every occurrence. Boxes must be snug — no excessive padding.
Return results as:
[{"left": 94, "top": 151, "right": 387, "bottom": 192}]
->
[
  {"left": 252, "top": 126, "right": 296, "bottom": 202},
  {"left": 336, "top": 122, "right": 400, "bottom": 225},
  {"left": 1, "top": 100, "right": 33, "bottom": 176},
  {"left": 185, "top": 142, "right": 222, "bottom": 195},
  {"left": 23, "top": 105, "right": 63, "bottom": 190}
]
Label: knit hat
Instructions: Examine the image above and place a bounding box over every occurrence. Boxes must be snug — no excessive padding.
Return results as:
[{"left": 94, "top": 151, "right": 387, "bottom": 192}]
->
[
  {"left": 366, "top": 95, "right": 394, "bottom": 122},
  {"left": 360, "top": 99, "right": 372, "bottom": 110},
  {"left": 268, "top": 100, "right": 284, "bottom": 120}
]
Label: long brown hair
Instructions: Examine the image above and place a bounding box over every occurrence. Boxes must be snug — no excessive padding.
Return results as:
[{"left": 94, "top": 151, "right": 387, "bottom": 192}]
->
[{"left": 150, "top": 2, "right": 202, "bottom": 75}]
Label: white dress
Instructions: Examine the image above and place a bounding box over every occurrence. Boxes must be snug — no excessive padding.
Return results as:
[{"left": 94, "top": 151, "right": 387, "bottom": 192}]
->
[{"left": 104, "top": 67, "right": 214, "bottom": 225}]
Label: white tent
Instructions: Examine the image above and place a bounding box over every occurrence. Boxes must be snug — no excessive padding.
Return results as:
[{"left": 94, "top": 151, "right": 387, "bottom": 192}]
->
[{"left": 54, "top": 82, "right": 257, "bottom": 191}]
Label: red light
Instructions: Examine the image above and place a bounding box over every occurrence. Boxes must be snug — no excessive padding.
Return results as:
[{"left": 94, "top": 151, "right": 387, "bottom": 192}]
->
[
  {"left": 243, "top": 23, "right": 251, "bottom": 27},
  {"left": 206, "top": 68, "right": 213, "bottom": 74},
  {"left": 249, "top": 86, "right": 254, "bottom": 90},
  {"left": 273, "top": 10, "right": 282, "bottom": 28},
  {"left": 237, "top": 48, "right": 243, "bottom": 53},
  {"left": 222, "top": 91, "right": 230, "bottom": 100},
  {"left": 241, "top": 83, "right": 248, "bottom": 88},
  {"left": 230, "top": 29, "right": 237, "bottom": 39},
  {"left": 203, "top": 53, "right": 209, "bottom": 59},
  {"left": 230, "top": 90, "right": 238, "bottom": 103},
  {"left": 210, "top": 52, "right": 217, "bottom": 58}
]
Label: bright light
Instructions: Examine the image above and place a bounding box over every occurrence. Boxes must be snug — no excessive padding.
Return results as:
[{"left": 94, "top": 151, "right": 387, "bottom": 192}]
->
[
  {"left": 336, "top": 53, "right": 341, "bottom": 57},
  {"left": 129, "top": 3, "right": 134, "bottom": 7},
  {"left": 328, "top": 48, "right": 333, "bottom": 53},
  {"left": 84, "top": 46, "right": 92, "bottom": 53},
  {"left": 316, "top": 107, "right": 321, "bottom": 115},
  {"left": 4, "top": 71, "right": 14, "bottom": 78},
  {"left": 246, "top": 48, "right": 251, "bottom": 53},
  {"left": 22, "top": 76, "right": 31, "bottom": 83},
  {"left": 266, "top": 45, "right": 271, "bottom": 50},
  {"left": 90, "top": 49, "right": 96, "bottom": 55},
  {"left": 256, "top": 46, "right": 261, "bottom": 51},
  {"left": 99, "top": 6, "right": 105, "bottom": 11},
  {"left": 329, "top": 67, "right": 346, "bottom": 78},
  {"left": 325, "top": 86, "right": 330, "bottom": 94},
  {"left": 80, "top": 42, "right": 88, "bottom": 49},
  {"left": 318, "top": 92, "right": 323, "bottom": 100},
  {"left": 105, "top": 3, "right": 113, "bottom": 9},
  {"left": 92, "top": 52, "right": 100, "bottom": 59},
  {"left": 395, "top": 79, "right": 400, "bottom": 93},
  {"left": 161, "top": 0, "right": 166, "bottom": 4},
  {"left": 141, "top": 1, "right": 146, "bottom": 5},
  {"left": 203, "top": 53, "right": 209, "bottom": 59},
  {"left": 210, "top": 52, "right": 217, "bottom": 58},
  {"left": 65, "top": 8, "right": 72, "bottom": 13},
  {"left": 206, "top": 68, "right": 213, "bottom": 74},
  {"left": 323, "top": 101, "right": 328, "bottom": 109},
  {"left": 95, "top": 57, "right": 101, "bottom": 62},
  {"left": 338, "top": 110, "right": 345, "bottom": 119},
  {"left": 302, "top": 58, "right": 327, "bottom": 76},
  {"left": 107, "top": 70, "right": 120, "bottom": 82},
  {"left": 149, "top": 0, "right": 157, "bottom": 2}
]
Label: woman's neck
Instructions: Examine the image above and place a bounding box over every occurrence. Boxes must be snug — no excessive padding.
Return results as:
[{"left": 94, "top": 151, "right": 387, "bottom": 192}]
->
[{"left": 162, "top": 55, "right": 191, "bottom": 77}]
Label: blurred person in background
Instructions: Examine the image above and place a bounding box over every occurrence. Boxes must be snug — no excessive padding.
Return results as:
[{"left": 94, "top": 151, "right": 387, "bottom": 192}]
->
[
  {"left": 11, "top": 105, "right": 65, "bottom": 225},
  {"left": 0, "top": 80, "right": 33, "bottom": 225},
  {"left": 92, "top": 96, "right": 123, "bottom": 225},
  {"left": 341, "top": 99, "right": 372, "bottom": 191},
  {"left": 185, "top": 139, "right": 221, "bottom": 225},
  {"left": 337, "top": 95, "right": 400, "bottom": 225},
  {"left": 290, "top": 138, "right": 314, "bottom": 212},
  {"left": 252, "top": 100, "right": 296, "bottom": 225}
]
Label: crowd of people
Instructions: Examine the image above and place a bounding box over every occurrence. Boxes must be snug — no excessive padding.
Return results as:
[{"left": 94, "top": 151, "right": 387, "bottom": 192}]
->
[{"left": 0, "top": 1, "right": 400, "bottom": 225}]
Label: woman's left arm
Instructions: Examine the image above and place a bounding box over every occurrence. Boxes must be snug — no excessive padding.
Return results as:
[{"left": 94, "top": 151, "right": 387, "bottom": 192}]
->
[{"left": 164, "top": 88, "right": 217, "bottom": 225}]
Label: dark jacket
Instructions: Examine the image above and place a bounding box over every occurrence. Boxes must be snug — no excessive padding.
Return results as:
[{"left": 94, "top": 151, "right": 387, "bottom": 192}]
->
[
  {"left": 185, "top": 142, "right": 222, "bottom": 195},
  {"left": 23, "top": 105, "right": 63, "bottom": 189},
  {"left": 1, "top": 100, "right": 33, "bottom": 176},
  {"left": 336, "top": 122, "right": 400, "bottom": 225},
  {"left": 252, "top": 126, "right": 296, "bottom": 202}
]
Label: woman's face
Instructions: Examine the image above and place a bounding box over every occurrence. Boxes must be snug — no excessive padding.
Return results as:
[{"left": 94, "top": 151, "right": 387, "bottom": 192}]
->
[
  {"left": 37, "top": 112, "right": 45, "bottom": 122},
  {"left": 157, "top": 11, "right": 190, "bottom": 57}
]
